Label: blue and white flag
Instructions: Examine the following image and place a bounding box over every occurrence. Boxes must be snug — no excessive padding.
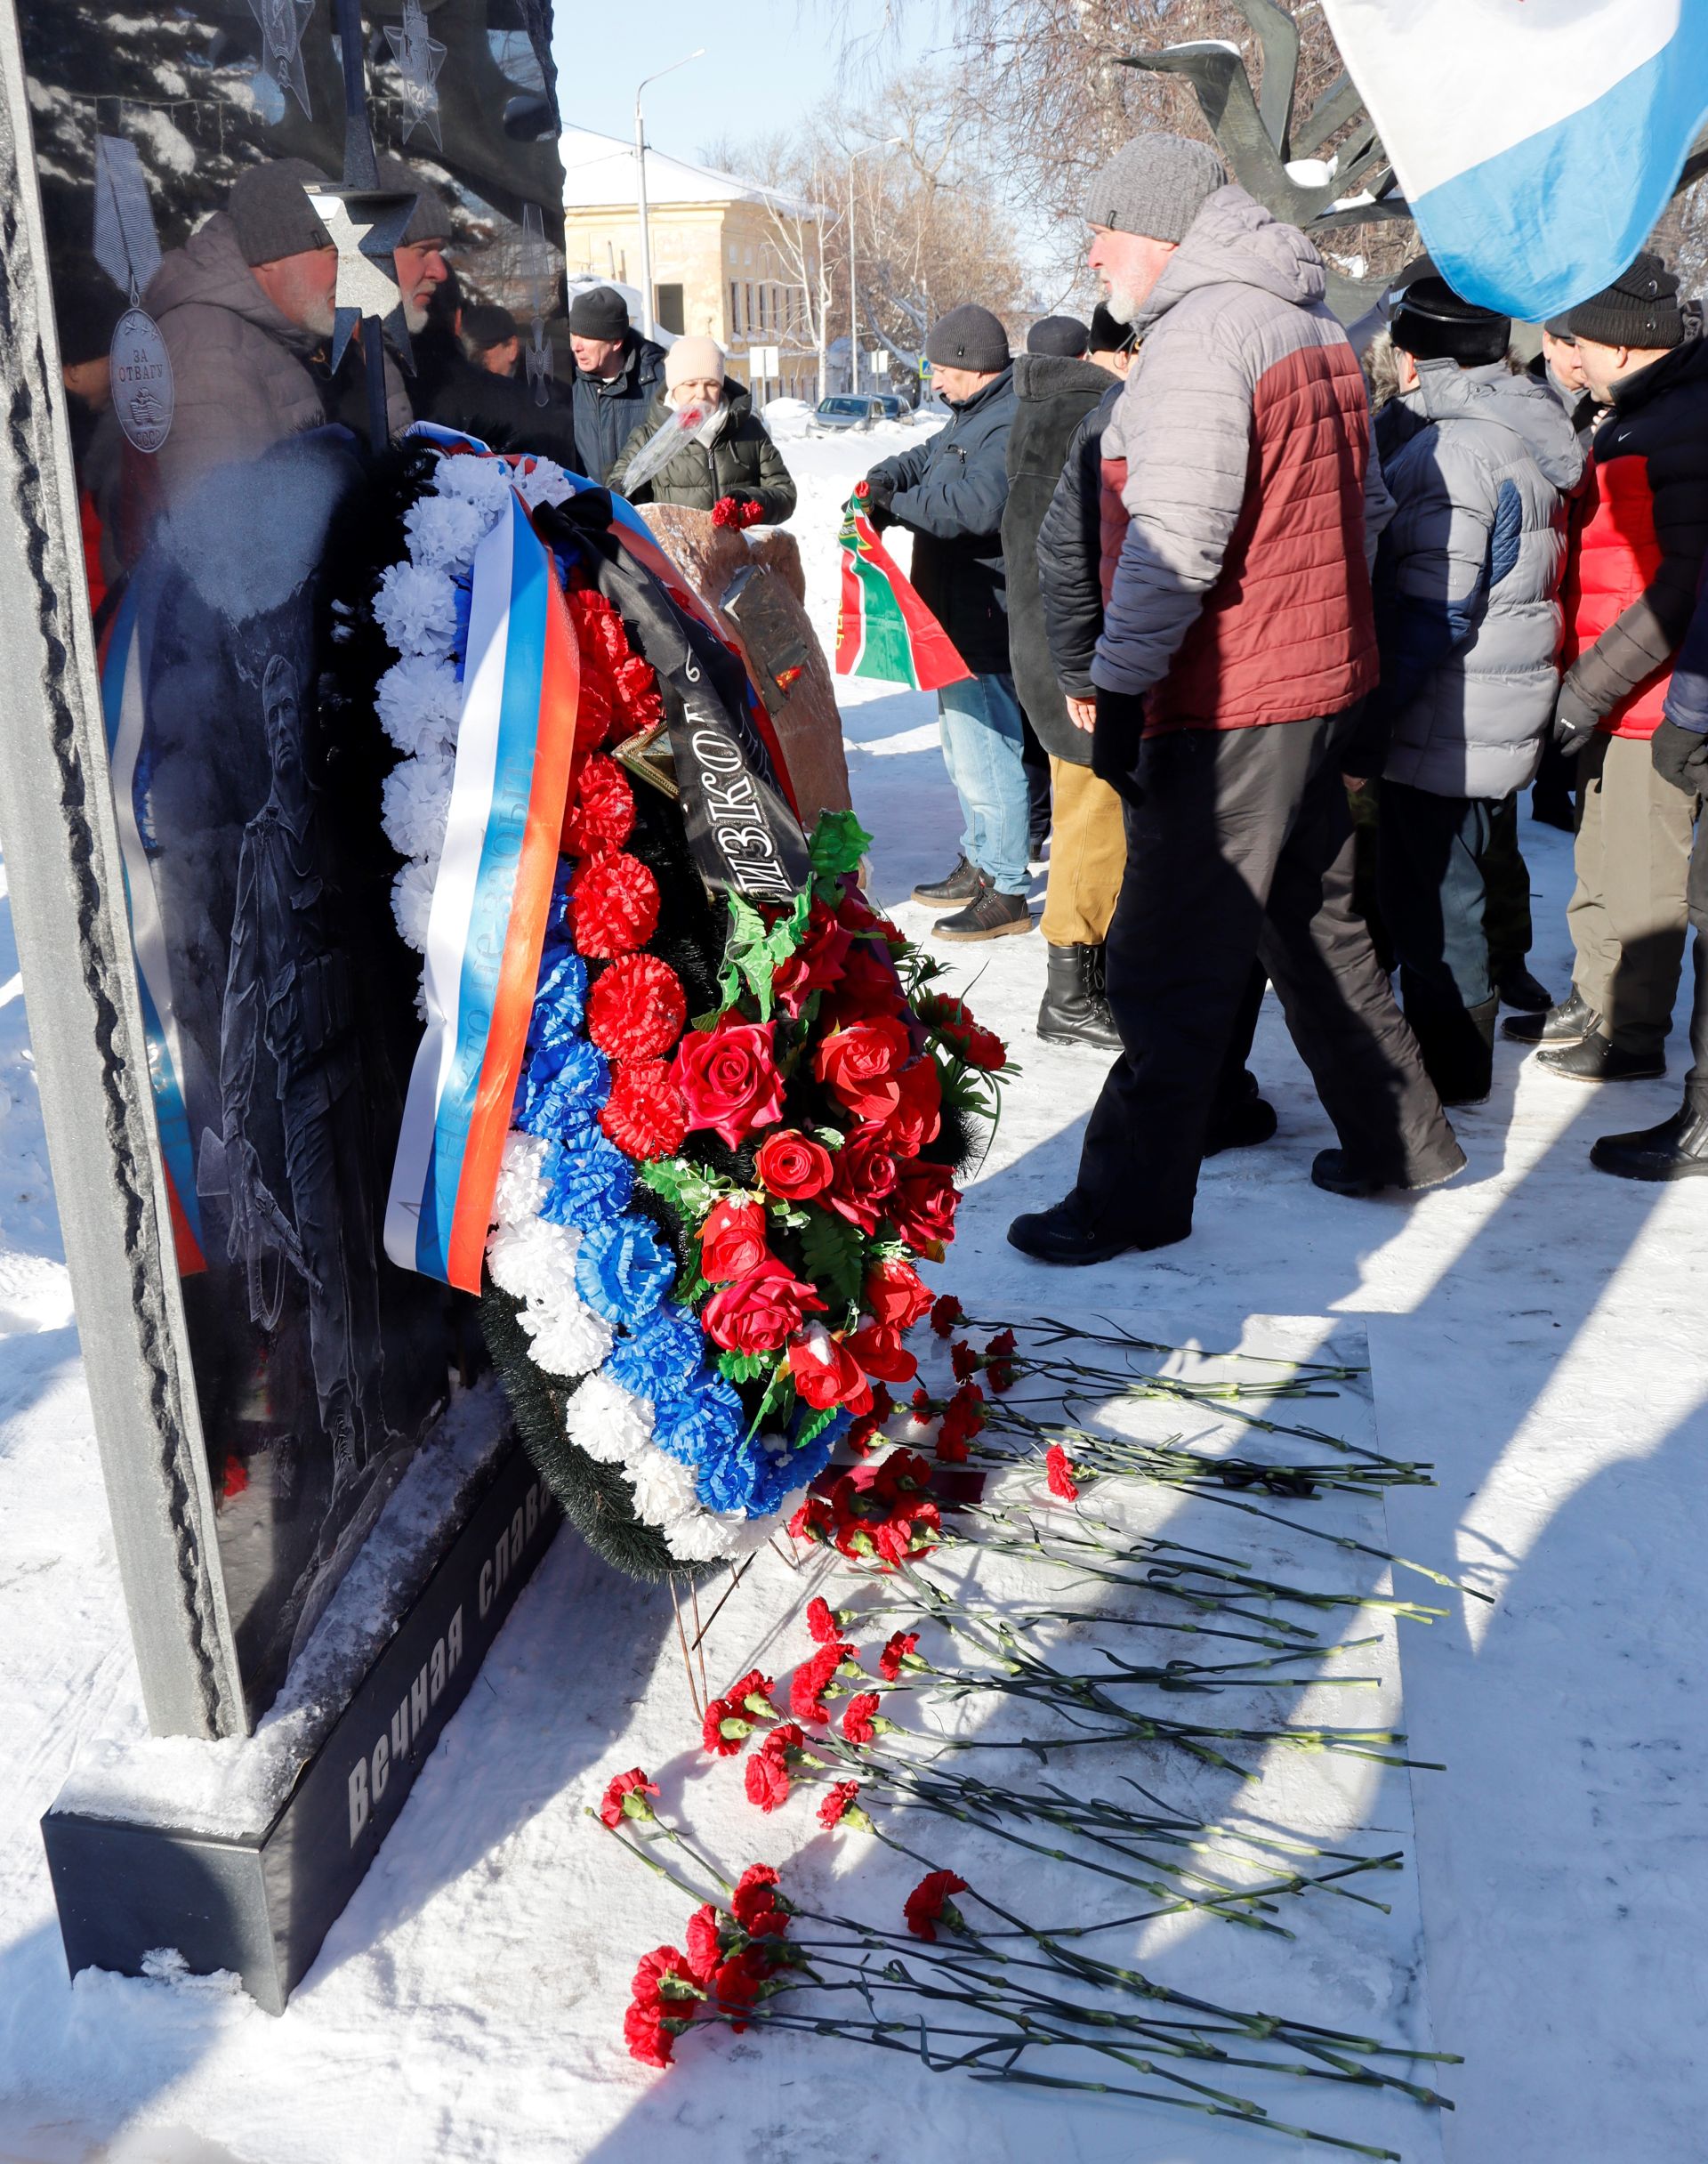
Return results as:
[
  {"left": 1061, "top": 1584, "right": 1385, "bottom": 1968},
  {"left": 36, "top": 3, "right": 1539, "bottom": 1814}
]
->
[{"left": 1322, "top": 0, "right": 1708, "bottom": 320}]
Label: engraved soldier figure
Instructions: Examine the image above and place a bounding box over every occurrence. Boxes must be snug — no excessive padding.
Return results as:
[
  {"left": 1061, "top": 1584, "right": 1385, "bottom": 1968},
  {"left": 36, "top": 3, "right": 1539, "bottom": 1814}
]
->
[{"left": 219, "top": 652, "right": 383, "bottom": 1514}]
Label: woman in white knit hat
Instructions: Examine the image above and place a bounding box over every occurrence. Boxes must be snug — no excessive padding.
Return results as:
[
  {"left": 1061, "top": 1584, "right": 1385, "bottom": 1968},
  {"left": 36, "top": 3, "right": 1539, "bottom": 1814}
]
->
[{"left": 607, "top": 335, "right": 796, "bottom": 522}]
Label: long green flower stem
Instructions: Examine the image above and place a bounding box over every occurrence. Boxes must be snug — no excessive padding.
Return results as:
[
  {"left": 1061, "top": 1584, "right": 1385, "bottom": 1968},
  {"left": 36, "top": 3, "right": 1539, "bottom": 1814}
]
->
[
  {"left": 965, "top": 1313, "right": 1368, "bottom": 1386},
  {"left": 980, "top": 1398, "right": 1430, "bottom": 1492}
]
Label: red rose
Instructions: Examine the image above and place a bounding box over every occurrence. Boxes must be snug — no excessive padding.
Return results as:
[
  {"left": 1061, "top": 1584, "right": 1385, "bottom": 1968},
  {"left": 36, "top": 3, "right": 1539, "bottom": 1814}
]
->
[
  {"left": 1045, "top": 1443, "right": 1080, "bottom": 1501},
  {"left": 878, "top": 1630, "right": 919, "bottom": 1682},
  {"left": 847, "top": 1321, "right": 917, "bottom": 1385},
  {"left": 889, "top": 1159, "right": 960, "bottom": 1250},
  {"left": 703, "top": 1260, "right": 825, "bottom": 1356},
  {"left": 814, "top": 1016, "right": 913, "bottom": 1123},
  {"left": 599, "top": 1060, "right": 689, "bottom": 1161},
  {"left": 786, "top": 1326, "right": 873, "bottom": 1415},
  {"left": 841, "top": 1691, "right": 880, "bottom": 1745},
  {"left": 930, "top": 1293, "right": 963, "bottom": 1337},
  {"left": 770, "top": 950, "right": 813, "bottom": 1021},
  {"left": 903, "top": 1869, "right": 968, "bottom": 1942},
  {"left": 881, "top": 1057, "right": 942, "bottom": 1158},
  {"left": 730, "top": 1861, "right": 788, "bottom": 1936},
  {"left": 800, "top": 899, "right": 853, "bottom": 987},
  {"left": 564, "top": 753, "right": 635, "bottom": 857},
  {"left": 599, "top": 1766, "right": 659, "bottom": 1829},
  {"left": 818, "top": 1779, "right": 863, "bottom": 1831},
  {"left": 673, "top": 1018, "right": 785, "bottom": 1151},
  {"left": 755, "top": 1128, "right": 834, "bottom": 1202},
  {"left": 863, "top": 1259, "right": 934, "bottom": 1330},
  {"left": 790, "top": 1640, "right": 851, "bottom": 1723},
  {"left": 586, "top": 953, "right": 687, "bottom": 1063},
  {"left": 827, "top": 1124, "right": 898, "bottom": 1234},
  {"left": 699, "top": 1197, "right": 770, "bottom": 1285},
  {"left": 623, "top": 2003, "right": 676, "bottom": 2066},
  {"left": 570, "top": 850, "right": 659, "bottom": 959}
]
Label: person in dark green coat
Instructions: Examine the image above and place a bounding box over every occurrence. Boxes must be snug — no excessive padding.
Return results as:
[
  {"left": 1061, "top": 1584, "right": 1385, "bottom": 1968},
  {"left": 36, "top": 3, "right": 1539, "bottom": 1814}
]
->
[{"left": 607, "top": 335, "right": 797, "bottom": 523}]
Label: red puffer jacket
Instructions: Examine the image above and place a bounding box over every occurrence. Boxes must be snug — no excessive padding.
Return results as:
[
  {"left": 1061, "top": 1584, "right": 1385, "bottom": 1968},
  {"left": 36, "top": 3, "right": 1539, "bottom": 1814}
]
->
[{"left": 1559, "top": 335, "right": 1708, "bottom": 740}]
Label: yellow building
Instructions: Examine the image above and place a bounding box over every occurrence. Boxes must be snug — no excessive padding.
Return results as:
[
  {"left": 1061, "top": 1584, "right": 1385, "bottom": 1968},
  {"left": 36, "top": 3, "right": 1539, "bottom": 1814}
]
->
[{"left": 560, "top": 127, "right": 824, "bottom": 401}]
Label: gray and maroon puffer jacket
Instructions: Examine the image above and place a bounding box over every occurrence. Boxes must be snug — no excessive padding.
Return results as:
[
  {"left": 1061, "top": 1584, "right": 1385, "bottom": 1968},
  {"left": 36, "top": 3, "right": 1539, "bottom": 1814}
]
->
[{"left": 1090, "top": 185, "right": 1390, "bottom": 735}]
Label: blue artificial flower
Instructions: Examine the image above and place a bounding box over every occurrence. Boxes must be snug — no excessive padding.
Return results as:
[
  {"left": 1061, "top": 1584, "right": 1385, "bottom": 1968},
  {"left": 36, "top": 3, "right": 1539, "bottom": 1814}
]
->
[
  {"left": 528, "top": 949, "right": 587, "bottom": 1046},
  {"left": 575, "top": 1216, "right": 676, "bottom": 1324},
  {"left": 451, "top": 569, "right": 473, "bottom": 660},
  {"left": 540, "top": 1133, "right": 633, "bottom": 1230},
  {"left": 609, "top": 1308, "right": 715, "bottom": 1405},
  {"left": 516, "top": 1036, "right": 608, "bottom": 1139},
  {"left": 650, "top": 1369, "right": 744, "bottom": 1464},
  {"left": 695, "top": 1433, "right": 769, "bottom": 1515}
]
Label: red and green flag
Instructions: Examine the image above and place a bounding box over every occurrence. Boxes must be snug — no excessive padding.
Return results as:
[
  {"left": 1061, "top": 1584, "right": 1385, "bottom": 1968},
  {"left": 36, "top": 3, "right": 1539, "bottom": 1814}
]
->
[{"left": 834, "top": 488, "right": 971, "bottom": 692}]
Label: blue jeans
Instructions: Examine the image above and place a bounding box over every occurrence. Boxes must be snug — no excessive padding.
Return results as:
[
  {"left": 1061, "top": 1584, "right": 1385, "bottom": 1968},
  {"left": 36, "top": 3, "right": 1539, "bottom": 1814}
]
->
[{"left": 937, "top": 672, "right": 1032, "bottom": 894}]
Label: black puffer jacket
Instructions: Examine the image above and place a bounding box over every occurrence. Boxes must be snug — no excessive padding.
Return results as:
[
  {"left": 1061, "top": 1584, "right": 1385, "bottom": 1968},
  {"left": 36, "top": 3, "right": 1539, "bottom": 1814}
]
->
[
  {"left": 569, "top": 331, "right": 668, "bottom": 483},
  {"left": 866, "top": 367, "right": 1017, "bottom": 677},
  {"left": 608, "top": 379, "right": 797, "bottom": 522},
  {"left": 1003, "top": 351, "right": 1116, "bottom": 758},
  {"left": 1035, "top": 379, "right": 1123, "bottom": 763}
]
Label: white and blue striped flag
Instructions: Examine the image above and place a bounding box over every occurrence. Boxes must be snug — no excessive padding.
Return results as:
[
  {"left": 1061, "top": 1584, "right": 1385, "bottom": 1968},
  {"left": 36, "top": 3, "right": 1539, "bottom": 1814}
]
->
[{"left": 1321, "top": 0, "right": 1708, "bottom": 319}]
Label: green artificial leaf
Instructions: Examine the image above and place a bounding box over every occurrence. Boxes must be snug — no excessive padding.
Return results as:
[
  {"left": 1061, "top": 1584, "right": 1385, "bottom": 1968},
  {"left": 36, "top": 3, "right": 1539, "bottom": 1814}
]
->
[
  {"left": 640, "top": 1155, "right": 726, "bottom": 1224},
  {"left": 793, "top": 1402, "right": 840, "bottom": 1451},
  {"left": 809, "top": 809, "right": 873, "bottom": 879},
  {"left": 718, "top": 1346, "right": 776, "bottom": 1385},
  {"left": 799, "top": 1206, "right": 865, "bottom": 1314}
]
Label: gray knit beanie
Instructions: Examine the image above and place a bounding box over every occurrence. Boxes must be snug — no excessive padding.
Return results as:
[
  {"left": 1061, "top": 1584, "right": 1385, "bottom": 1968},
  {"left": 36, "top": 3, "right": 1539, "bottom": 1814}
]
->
[
  {"left": 924, "top": 303, "right": 1010, "bottom": 372},
  {"left": 228, "top": 158, "right": 337, "bottom": 265},
  {"left": 1084, "top": 133, "right": 1226, "bottom": 243},
  {"left": 375, "top": 157, "right": 455, "bottom": 246}
]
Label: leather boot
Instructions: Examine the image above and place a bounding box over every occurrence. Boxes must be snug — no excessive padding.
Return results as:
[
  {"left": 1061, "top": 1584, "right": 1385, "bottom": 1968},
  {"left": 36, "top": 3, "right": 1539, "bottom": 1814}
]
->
[
  {"left": 1591, "top": 1093, "right": 1708, "bottom": 1180},
  {"left": 1502, "top": 986, "right": 1596, "bottom": 1046},
  {"left": 1037, "top": 943, "right": 1122, "bottom": 1048}
]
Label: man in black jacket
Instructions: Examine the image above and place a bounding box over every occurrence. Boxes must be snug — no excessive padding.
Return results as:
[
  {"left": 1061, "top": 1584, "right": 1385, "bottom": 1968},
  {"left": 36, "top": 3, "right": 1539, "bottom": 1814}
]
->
[
  {"left": 866, "top": 303, "right": 1030, "bottom": 941},
  {"left": 568, "top": 285, "right": 667, "bottom": 484}
]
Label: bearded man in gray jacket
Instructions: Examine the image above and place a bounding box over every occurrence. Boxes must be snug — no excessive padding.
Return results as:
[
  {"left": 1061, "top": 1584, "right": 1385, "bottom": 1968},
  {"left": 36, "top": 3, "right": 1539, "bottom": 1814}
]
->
[{"left": 1371, "top": 279, "right": 1584, "bottom": 1105}]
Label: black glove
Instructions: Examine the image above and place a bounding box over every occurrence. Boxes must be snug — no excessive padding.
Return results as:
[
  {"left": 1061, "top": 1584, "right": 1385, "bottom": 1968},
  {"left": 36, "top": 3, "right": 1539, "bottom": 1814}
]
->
[
  {"left": 1652, "top": 716, "right": 1708, "bottom": 796},
  {"left": 1089, "top": 687, "right": 1148, "bottom": 805},
  {"left": 858, "top": 473, "right": 896, "bottom": 529},
  {"left": 1552, "top": 674, "right": 1601, "bottom": 757},
  {"left": 1335, "top": 694, "right": 1390, "bottom": 784},
  {"left": 722, "top": 485, "right": 759, "bottom": 507}
]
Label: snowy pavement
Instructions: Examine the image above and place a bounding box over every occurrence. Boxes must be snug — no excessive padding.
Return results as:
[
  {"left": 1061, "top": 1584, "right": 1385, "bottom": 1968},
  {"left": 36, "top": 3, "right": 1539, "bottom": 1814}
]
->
[{"left": 1, "top": 424, "right": 1705, "bottom": 2161}]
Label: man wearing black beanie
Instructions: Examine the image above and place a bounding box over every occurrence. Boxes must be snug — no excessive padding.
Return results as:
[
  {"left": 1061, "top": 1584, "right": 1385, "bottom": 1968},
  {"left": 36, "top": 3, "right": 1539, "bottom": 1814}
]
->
[
  {"left": 567, "top": 284, "right": 666, "bottom": 484},
  {"left": 1503, "top": 248, "right": 1708, "bottom": 1087}
]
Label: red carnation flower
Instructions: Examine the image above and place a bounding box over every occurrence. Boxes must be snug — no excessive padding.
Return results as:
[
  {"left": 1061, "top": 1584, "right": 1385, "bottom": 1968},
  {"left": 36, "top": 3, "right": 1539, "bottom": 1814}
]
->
[
  {"left": 704, "top": 1260, "right": 826, "bottom": 1357},
  {"left": 1045, "top": 1444, "right": 1080, "bottom": 1502},
  {"left": 890, "top": 1159, "right": 960, "bottom": 1252},
  {"left": 882, "top": 1057, "right": 942, "bottom": 1159},
  {"left": 903, "top": 1869, "right": 969, "bottom": 1942},
  {"left": 826, "top": 1124, "right": 898, "bottom": 1235},
  {"left": 599, "top": 1059, "right": 689, "bottom": 1160},
  {"left": 698, "top": 1197, "right": 771, "bottom": 1285},
  {"left": 818, "top": 1779, "right": 864, "bottom": 1830},
  {"left": 790, "top": 1640, "right": 851, "bottom": 1724},
  {"left": 930, "top": 1294, "right": 963, "bottom": 1337},
  {"left": 841, "top": 1691, "right": 881, "bottom": 1745},
  {"left": 744, "top": 1724, "right": 802, "bottom": 1813},
  {"left": 672, "top": 1018, "right": 785, "bottom": 1151},
  {"left": 586, "top": 952, "right": 687, "bottom": 1063},
  {"left": 878, "top": 1629, "right": 920, "bottom": 1682},
  {"left": 610, "top": 652, "right": 664, "bottom": 731},
  {"left": 564, "top": 754, "right": 635, "bottom": 857},
  {"left": 862, "top": 1258, "right": 934, "bottom": 1331},
  {"left": 806, "top": 1595, "right": 841, "bottom": 1645},
  {"left": 950, "top": 1340, "right": 977, "bottom": 1382},
  {"left": 570, "top": 850, "right": 659, "bottom": 959},
  {"left": 847, "top": 1320, "right": 917, "bottom": 1385},
  {"left": 623, "top": 2002, "right": 676, "bottom": 2067},
  {"left": 709, "top": 1946, "right": 769, "bottom": 2028},
  {"left": 731, "top": 1862, "right": 788, "bottom": 1937},
  {"left": 599, "top": 1766, "right": 659, "bottom": 1829},
  {"left": 631, "top": 1944, "right": 697, "bottom": 2013},
  {"left": 755, "top": 1128, "right": 834, "bottom": 1202},
  {"left": 788, "top": 1495, "right": 833, "bottom": 1545},
  {"left": 935, "top": 1428, "right": 969, "bottom": 1465},
  {"left": 814, "top": 1016, "right": 914, "bottom": 1124},
  {"left": 712, "top": 493, "right": 765, "bottom": 530},
  {"left": 985, "top": 1327, "right": 1019, "bottom": 1392},
  {"left": 700, "top": 1694, "right": 744, "bottom": 1756},
  {"left": 922, "top": 994, "right": 1007, "bottom": 1071},
  {"left": 787, "top": 1327, "right": 873, "bottom": 1415},
  {"left": 685, "top": 1902, "right": 723, "bottom": 1984},
  {"left": 721, "top": 1667, "right": 777, "bottom": 1722}
]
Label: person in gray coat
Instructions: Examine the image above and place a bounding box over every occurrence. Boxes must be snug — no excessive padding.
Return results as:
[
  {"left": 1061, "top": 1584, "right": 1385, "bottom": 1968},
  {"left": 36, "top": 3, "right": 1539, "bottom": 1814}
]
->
[{"left": 1373, "top": 278, "right": 1585, "bottom": 1103}]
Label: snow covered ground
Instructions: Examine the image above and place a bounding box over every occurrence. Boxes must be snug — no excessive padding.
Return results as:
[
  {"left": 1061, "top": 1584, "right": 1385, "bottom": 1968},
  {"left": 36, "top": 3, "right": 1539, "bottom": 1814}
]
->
[{"left": 2, "top": 423, "right": 1706, "bottom": 2163}]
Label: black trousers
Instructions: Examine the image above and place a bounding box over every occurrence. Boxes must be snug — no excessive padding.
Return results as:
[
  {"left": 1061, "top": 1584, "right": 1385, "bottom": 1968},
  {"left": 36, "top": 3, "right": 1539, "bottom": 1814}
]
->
[
  {"left": 1076, "top": 715, "right": 1461, "bottom": 1244},
  {"left": 1687, "top": 802, "right": 1708, "bottom": 1106}
]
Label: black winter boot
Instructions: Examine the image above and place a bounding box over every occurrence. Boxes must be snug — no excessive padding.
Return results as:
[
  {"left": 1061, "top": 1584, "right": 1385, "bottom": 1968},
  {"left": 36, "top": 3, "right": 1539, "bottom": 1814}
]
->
[
  {"left": 1496, "top": 965, "right": 1554, "bottom": 1013},
  {"left": 913, "top": 856, "right": 980, "bottom": 905},
  {"left": 1502, "top": 987, "right": 1596, "bottom": 1046},
  {"left": 934, "top": 876, "right": 1034, "bottom": 942},
  {"left": 1204, "top": 1070, "right": 1278, "bottom": 1155},
  {"left": 1591, "top": 1094, "right": 1708, "bottom": 1180},
  {"left": 1536, "top": 1029, "right": 1665, "bottom": 1083},
  {"left": 1007, "top": 1190, "right": 1188, "bottom": 1264},
  {"left": 1310, "top": 1142, "right": 1467, "bottom": 1199},
  {"left": 1409, "top": 993, "right": 1498, "bottom": 1107},
  {"left": 1037, "top": 943, "right": 1122, "bottom": 1048}
]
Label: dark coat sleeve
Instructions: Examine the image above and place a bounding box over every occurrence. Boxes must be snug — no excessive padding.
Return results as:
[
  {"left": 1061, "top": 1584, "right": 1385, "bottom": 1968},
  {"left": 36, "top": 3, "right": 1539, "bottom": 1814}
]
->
[
  {"left": 1037, "top": 404, "right": 1109, "bottom": 701},
  {"left": 1664, "top": 583, "right": 1708, "bottom": 732},
  {"left": 745, "top": 423, "right": 796, "bottom": 522}
]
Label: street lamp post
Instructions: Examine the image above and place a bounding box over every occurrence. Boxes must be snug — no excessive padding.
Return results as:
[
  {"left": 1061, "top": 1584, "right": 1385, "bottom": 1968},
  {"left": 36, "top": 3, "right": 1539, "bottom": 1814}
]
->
[
  {"left": 846, "top": 137, "right": 899, "bottom": 396},
  {"left": 633, "top": 50, "right": 705, "bottom": 343}
]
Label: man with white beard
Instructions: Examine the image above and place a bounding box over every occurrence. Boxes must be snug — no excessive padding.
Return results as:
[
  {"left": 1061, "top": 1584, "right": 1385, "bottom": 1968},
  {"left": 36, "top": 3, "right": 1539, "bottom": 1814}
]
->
[{"left": 145, "top": 157, "right": 415, "bottom": 505}]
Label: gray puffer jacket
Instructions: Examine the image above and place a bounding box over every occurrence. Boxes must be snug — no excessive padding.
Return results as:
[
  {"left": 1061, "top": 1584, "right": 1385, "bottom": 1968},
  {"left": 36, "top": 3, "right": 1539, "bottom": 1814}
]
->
[
  {"left": 1375, "top": 359, "right": 1584, "bottom": 799},
  {"left": 144, "top": 213, "right": 410, "bottom": 506}
]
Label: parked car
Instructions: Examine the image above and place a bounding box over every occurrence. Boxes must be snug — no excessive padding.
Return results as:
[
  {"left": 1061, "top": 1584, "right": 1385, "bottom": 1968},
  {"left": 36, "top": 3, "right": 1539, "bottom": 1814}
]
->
[
  {"left": 808, "top": 395, "right": 882, "bottom": 435},
  {"left": 869, "top": 392, "right": 909, "bottom": 422}
]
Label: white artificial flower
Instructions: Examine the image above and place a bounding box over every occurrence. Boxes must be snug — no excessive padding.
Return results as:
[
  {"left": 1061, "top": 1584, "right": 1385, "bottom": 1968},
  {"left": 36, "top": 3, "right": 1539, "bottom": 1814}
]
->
[
  {"left": 431, "top": 454, "right": 515, "bottom": 517},
  {"left": 374, "top": 561, "right": 460, "bottom": 659},
  {"left": 491, "top": 1131, "right": 551, "bottom": 1227},
  {"left": 510, "top": 457, "right": 574, "bottom": 510},
  {"left": 380, "top": 747, "right": 455, "bottom": 863},
  {"left": 565, "top": 1371, "right": 653, "bottom": 1465},
  {"left": 520, "top": 1297, "right": 613, "bottom": 1379},
  {"left": 391, "top": 856, "right": 437, "bottom": 953},
  {"left": 665, "top": 1512, "right": 740, "bottom": 1562},
  {"left": 626, "top": 1445, "right": 702, "bottom": 1530},
  {"left": 375, "top": 653, "right": 463, "bottom": 759},
  {"left": 487, "top": 1215, "right": 579, "bottom": 1304},
  {"left": 404, "top": 489, "right": 494, "bottom": 574}
]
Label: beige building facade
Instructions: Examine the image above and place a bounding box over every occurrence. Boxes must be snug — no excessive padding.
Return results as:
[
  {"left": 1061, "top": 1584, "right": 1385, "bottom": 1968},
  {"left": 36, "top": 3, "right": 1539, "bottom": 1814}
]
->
[{"left": 560, "top": 128, "right": 824, "bottom": 401}]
